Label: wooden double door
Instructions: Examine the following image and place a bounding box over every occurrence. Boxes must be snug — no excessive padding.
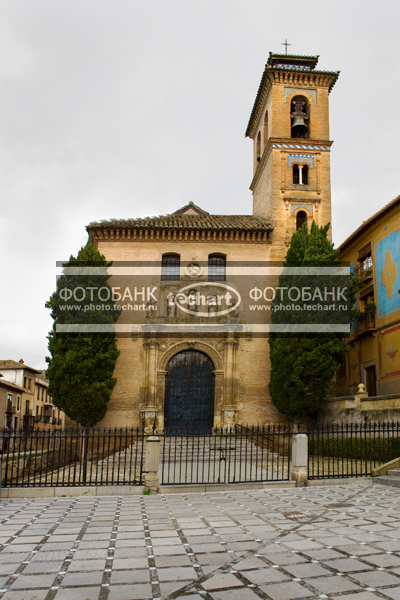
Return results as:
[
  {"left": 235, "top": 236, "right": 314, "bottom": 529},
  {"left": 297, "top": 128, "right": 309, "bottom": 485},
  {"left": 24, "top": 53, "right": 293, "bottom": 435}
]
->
[{"left": 164, "top": 350, "right": 215, "bottom": 434}]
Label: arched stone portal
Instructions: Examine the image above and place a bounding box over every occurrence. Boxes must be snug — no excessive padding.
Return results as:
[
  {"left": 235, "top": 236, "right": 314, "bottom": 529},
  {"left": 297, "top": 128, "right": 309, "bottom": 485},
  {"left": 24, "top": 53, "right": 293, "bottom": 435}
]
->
[{"left": 164, "top": 350, "right": 215, "bottom": 434}]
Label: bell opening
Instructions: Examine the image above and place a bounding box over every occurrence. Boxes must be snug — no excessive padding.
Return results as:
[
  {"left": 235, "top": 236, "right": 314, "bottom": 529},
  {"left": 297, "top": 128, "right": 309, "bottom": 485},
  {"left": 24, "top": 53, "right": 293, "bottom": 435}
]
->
[{"left": 291, "top": 96, "right": 310, "bottom": 139}]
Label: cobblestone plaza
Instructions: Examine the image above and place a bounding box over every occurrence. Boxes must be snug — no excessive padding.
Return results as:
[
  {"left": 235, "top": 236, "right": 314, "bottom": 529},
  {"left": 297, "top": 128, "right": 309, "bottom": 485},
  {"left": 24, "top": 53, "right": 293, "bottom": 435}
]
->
[{"left": 1, "top": 482, "right": 400, "bottom": 599}]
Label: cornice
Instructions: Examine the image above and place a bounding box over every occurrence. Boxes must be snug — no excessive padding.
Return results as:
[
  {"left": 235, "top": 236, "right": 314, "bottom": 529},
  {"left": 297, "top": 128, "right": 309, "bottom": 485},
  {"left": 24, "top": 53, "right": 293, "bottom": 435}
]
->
[{"left": 91, "top": 227, "right": 271, "bottom": 244}]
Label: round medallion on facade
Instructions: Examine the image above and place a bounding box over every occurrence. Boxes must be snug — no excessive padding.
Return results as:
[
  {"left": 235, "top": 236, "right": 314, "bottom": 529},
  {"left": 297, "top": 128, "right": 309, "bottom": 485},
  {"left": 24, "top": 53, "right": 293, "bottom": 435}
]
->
[{"left": 185, "top": 263, "right": 202, "bottom": 277}]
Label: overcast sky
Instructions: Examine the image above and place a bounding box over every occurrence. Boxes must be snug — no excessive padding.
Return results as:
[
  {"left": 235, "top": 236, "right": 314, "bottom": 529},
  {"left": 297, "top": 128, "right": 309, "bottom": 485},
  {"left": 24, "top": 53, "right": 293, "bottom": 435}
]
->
[{"left": 1, "top": 0, "right": 399, "bottom": 369}]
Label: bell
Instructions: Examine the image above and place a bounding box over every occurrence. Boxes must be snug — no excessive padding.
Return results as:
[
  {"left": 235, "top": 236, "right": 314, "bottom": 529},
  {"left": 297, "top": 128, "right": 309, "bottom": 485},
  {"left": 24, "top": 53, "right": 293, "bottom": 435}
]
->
[{"left": 291, "top": 116, "right": 308, "bottom": 137}]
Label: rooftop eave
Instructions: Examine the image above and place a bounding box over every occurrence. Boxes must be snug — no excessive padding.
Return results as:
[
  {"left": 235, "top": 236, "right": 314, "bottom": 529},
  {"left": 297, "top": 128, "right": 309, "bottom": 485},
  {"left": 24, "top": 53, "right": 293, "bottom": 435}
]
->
[{"left": 338, "top": 194, "right": 400, "bottom": 255}]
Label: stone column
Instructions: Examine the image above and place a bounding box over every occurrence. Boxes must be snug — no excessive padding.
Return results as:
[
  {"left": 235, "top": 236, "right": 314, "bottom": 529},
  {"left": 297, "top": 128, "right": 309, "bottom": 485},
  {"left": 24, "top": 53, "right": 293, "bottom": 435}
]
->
[
  {"left": 144, "top": 339, "right": 158, "bottom": 407},
  {"left": 298, "top": 164, "right": 303, "bottom": 185},
  {"left": 213, "top": 370, "right": 224, "bottom": 427},
  {"left": 224, "top": 339, "right": 238, "bottom": 406}
]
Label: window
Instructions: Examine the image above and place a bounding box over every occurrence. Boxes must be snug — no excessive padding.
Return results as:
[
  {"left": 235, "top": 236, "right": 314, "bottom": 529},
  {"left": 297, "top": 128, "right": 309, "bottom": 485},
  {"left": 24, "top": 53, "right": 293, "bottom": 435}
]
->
[
  {"left": 291, "top": 96, "right": 309, "bottom": 139},
  {"left": 25, "top": 400, "right": 30, "bottom": 414},
  {"left": 256, "top": 131, "right": 261, "bottom": 163},
  {"left": 357, "top": 242, "right": 373, "bottom": 277},
  {"left": 37, "top": 387, "right": 40, "bottom": 400},
  {"left": 161, "top": 254, "right": 180, "bottom": 281},
  {"left": 292, "top": 164, "right": 309, "bottom": 185},
  {"left": 263, "top": 111, "right": 269, "bottom": 146},
  {"left": 296, "top": 211, "right": 307, "bottom": 230},
  {"left": 24, "top": 377, "right": 27, "bottom": 388},
  {"left": 28, "top": 378, "right": 31, "bottom": 389},
  {"left": 208, "top": 254, "right": 226, "bottom": 281},
  {"left": 17, "top": 396, "right": 20, "bottom": 411},
  {"left": 42, "top": 388, "right": 44, "bottom": 401}
]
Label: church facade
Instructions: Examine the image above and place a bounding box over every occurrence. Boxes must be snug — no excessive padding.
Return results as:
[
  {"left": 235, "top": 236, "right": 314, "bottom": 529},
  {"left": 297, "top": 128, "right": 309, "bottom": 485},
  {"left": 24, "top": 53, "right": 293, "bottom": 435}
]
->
[{"left": 87, "top": 52, "right": 339, "bottom": 432}]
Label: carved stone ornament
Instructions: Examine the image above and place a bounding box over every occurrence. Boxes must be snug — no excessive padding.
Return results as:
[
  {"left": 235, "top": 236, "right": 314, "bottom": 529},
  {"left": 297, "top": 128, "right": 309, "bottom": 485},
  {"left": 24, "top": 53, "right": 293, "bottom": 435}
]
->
[
  {"left": 185, "top": 263, "right": 202, "bottom": 277},
  {"left": 224, "top": 405, "right": 237, "bottom": 426},
  {"left": 140, "top": 407, "right": 158, "bottom": 433}
]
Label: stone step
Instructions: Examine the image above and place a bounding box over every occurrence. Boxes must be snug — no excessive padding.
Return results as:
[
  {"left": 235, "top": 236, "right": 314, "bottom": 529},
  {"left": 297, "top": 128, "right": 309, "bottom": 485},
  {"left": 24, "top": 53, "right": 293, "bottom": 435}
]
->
[
  {"left": 387, "top": 469, "right": 400, "bottom": 476},
  {"left": 374, "top": 475, "right": 400, "bottom": 488}
]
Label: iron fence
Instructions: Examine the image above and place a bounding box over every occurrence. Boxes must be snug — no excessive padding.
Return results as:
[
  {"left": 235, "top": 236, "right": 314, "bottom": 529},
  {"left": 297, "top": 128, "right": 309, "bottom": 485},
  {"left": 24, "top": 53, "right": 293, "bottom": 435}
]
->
[
  {"left": 307, "top": 421, "right": 400, "bottom": 479},
  {"left": 0, "top": 427, "right": 145, "bottom": 487},
  {"left": 160, "top": 424, "right": 292, "bottom": 485}
]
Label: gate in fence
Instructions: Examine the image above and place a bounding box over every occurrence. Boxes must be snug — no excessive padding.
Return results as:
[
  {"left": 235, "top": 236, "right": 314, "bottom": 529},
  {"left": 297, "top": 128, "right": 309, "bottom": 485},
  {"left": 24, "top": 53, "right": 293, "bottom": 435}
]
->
[{"left": 160, "top": 425, "right": 292, "bottom": 485}]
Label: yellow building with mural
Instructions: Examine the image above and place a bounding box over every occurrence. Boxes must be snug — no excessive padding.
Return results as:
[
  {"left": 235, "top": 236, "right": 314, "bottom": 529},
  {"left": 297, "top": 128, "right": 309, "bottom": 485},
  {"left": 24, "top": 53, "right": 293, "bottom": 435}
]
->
[{"left": 336, "top": 195, "right": 400, "bottom": 397}]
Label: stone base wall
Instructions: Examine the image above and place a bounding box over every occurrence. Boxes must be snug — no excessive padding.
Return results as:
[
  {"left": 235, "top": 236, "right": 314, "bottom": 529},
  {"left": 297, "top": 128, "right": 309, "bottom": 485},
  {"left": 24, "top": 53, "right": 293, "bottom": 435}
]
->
[{"left": 319, "top": 389, "right": 400, "bottom": 423}]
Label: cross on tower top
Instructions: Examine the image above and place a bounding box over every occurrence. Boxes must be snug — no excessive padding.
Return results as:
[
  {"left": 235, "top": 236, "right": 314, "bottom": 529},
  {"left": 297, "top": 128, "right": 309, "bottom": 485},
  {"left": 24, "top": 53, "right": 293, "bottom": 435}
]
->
[{"left": 281, "top": 39, "right": 292, "bottom": 54}]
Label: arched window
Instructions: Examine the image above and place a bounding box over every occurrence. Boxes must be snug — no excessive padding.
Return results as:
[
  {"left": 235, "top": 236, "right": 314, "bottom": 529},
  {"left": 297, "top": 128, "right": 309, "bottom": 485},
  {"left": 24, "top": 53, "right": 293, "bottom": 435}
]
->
[
  {"left": 292, "top": 164, "right": 309, "bottom": 185},
  {"left": 208, "top": 254, "right": 226, "bottom": 281},
  {"left": 256, "top": 131, "right": 261, "bottom": 163},
  {"left": 296, "top": 211, "right": 307, "bottom": 230},
  {"left": 291, "top": 96, "right": 309, "bottom": 139},
  {"left": 263, "top": 111, "right": 269, "bottom": 146},
  {"left": 161, "top": 254, "right": 180, "bottom": 281}
]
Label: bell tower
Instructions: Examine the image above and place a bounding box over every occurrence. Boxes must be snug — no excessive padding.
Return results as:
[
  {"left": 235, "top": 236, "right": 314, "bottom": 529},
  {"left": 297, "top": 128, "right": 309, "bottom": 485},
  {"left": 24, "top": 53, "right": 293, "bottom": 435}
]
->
[{"left": 246, "top": 52, "right": 339, "bottom": 256}]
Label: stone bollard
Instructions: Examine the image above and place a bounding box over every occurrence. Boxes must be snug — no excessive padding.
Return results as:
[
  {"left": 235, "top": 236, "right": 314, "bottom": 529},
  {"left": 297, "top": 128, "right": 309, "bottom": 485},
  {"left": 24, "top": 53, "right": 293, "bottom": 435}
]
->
[
  {"left": 291, "top": 433, "right": 308, "bottom": 487},
  {"left": 144, "top": 436, "right": 160, "bottom": 493}
]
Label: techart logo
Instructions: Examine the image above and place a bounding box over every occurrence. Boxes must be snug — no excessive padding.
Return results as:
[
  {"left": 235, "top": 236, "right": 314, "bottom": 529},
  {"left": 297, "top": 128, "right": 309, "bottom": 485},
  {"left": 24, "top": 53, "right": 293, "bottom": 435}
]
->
[{"left": 172, "top": 282, "right": 241, "bottom": 318}]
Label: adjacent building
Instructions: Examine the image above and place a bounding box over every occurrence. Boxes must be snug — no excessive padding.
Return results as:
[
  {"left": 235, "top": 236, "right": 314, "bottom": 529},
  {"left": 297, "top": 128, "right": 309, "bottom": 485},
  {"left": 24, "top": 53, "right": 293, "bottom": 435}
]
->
[
  {"left": 0, "top": 359, "right": 64, "bottom": 429},
  {"left": 336, "top": 195, "right": 400, "bottom": 397}
]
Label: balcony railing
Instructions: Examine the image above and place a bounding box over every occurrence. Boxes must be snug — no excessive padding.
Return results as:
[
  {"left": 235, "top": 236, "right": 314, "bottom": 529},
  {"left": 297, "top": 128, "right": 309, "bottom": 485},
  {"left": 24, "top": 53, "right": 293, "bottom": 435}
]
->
[
  {"left": 354, "top": 311, "right": 375, "bottom": 336},
  {"left": 356, "top": 261, "right": 373, "bottom": 280},
  {"left": 23, "top": 415, "right": 35, "bottom": 429}
]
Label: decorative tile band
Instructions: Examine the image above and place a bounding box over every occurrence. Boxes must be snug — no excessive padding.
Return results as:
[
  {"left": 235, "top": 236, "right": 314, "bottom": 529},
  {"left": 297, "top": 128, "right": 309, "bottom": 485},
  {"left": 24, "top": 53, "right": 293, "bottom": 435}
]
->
[
  {"left": 291, "top": 203, "right": 314, "bottom": 216},
  {"left": 284, "top": 87, "right": 317, "bottom": 103},
  {"left": 287, "top": 154, "right": 315, "bottom": 168},
  {"left": 273, "top": 143, "right": 329, "bottom": 151}
]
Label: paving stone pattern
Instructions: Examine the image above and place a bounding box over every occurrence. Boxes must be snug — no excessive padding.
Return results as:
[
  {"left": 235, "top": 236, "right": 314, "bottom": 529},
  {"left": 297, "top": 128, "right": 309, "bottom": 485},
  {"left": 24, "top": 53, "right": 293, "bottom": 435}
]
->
[{"left": 1, "top": 483, "right": 400, "bottom": 599}]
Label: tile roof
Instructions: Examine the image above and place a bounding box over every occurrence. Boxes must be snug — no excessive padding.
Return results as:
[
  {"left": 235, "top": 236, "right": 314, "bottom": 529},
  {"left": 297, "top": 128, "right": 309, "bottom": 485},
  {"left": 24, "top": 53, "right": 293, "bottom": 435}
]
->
[
  {"left": 0, "top": 360, "right": 41, "bottom": 373},
  {"left": 87, "top": 211, "right": 273, "bottom": 233},
  {"left": 267, "top": 53, "right": 320, "bottom": 69}
]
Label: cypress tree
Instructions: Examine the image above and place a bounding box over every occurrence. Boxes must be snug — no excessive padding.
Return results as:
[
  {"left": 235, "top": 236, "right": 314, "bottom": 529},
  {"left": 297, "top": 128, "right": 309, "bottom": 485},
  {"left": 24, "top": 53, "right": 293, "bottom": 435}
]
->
[
  {"left": 45, "top": 238, "right": 120, "bottom": 426},
  {"left": 268, "top": 222, "right": 360, "bottom": 418}
]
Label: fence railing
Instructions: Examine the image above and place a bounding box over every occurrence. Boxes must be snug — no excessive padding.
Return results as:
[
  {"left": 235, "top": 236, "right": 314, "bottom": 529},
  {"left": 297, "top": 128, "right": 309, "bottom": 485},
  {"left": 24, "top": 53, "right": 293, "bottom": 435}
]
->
[
  {"left": 2, "top": 421, "right": 400, "bottom": 488},
  {"left": 307, "top": 421, "right": 400, "bottom": 479},
  {"left": 160, "top": 425, "right": 292, "bottom": 485},
  {"left": 0, "top": 427, "right": 145, "bottom": 488}
]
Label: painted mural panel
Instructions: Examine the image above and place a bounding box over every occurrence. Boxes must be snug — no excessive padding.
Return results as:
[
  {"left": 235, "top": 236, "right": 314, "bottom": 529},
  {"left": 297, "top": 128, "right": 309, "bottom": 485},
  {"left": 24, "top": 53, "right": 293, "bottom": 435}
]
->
[
  {"left": 380, "top": 329, "right": 400, "bottom": 378},
  {"left": 375, "top": 229, "right": 400, "bottom": 318}
]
